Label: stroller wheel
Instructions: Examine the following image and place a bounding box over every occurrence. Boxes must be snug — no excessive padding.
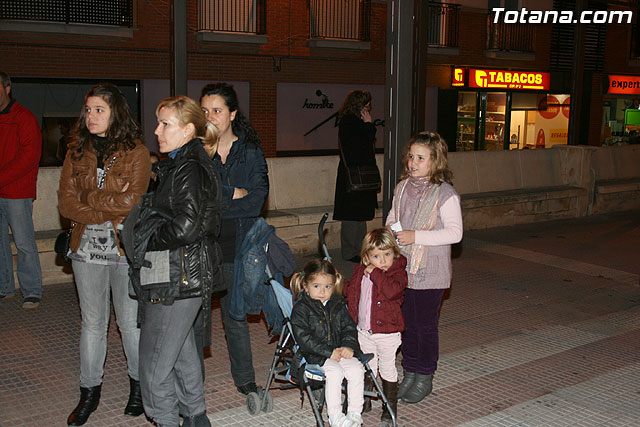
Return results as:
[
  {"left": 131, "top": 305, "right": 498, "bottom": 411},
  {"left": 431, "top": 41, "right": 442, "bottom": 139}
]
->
[
  {"left": 246, "top": 391, "right": 261, "bottom": 415},
  {"left": 261, "top": 390, "right": 274, "bottom": 413}
]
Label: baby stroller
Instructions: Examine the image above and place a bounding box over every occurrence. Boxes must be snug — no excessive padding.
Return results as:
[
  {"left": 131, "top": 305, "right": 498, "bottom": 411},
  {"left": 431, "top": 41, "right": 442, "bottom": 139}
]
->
[{"left": 248, "top": 213, "right": 397, "bottom": 427}]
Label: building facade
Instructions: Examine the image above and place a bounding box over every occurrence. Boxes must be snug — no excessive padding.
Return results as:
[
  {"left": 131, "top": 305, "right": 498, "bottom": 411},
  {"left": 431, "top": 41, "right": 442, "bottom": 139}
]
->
[{"left": 1, "top": 0, "right": 638, "bottom": 160}]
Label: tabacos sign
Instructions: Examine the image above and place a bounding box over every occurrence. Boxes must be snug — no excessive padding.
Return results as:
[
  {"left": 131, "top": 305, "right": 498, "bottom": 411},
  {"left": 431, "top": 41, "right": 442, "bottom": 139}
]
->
[
  {"left": 605, "top": 75, "right": 640, "bottom": 95},
  {"left": 452, "top": 67, "right": 465, "bottom": 87},
  {"left": 468, "top": 68, "right": 550, "bottom": 90}
]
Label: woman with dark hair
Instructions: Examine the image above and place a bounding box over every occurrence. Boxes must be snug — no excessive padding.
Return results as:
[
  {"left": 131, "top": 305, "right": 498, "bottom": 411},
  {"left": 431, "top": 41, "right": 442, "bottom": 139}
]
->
[
  {"left": 333, "top": 90, "right": 378, "bottom": 263},
  {"left": 136, "top": 95, "right": 221, "bottom": 427},
  {"left": 58, "top": 83, "right": 151, "bottom": 426},
  {"left": 200, "top": 82, "right": 269, "bottom": 395}
]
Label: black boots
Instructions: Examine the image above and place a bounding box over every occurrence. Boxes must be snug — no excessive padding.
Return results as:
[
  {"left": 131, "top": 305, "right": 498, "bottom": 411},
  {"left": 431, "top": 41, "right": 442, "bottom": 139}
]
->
[
  {"left": 362, "top": 375, "right": 374, "bottom": 413},
  {"left": 397, "top": 370, "right": 415, "bottom": 400},
  {"left": 182, "top": 411, "right": 212, "bottom": 427},
  {"left": 236, "top": 381, "right": 258, "bottom": 395},
  {"left": 124, "top": 376, "right": 144, "bottom": 417},
  {"left": 381, "top": 379, "right": 398, "bottom": 425},
  {"left": 67, "top": 385, "right": 102, "bottom": 426},
  {"left": 401, "top": 373, "right": 433, "bottom": 404}
]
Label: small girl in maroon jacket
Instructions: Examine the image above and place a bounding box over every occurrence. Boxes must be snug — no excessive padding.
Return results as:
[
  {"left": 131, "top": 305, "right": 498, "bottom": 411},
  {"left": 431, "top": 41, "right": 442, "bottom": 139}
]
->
[{"left": 344, "top": 228, "right": 407, "bottom": 425}]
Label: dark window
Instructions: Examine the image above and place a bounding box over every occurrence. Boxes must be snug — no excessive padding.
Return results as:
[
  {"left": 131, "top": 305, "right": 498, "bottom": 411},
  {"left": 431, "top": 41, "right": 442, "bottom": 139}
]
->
[
  {"left": 0, "top": 0, "right": 134, "bottom": 27},
  {"left": 427, "top": 2, "right": 460, "bottom": 48},
  {"left": 309, "top": 0, "right": 371, "bottom": 41}
]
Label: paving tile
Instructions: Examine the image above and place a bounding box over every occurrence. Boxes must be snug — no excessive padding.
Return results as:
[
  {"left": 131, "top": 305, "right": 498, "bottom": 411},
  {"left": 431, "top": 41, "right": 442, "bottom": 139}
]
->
[{"left": 0, "top": 211, "right": 639, "bottom": 426}]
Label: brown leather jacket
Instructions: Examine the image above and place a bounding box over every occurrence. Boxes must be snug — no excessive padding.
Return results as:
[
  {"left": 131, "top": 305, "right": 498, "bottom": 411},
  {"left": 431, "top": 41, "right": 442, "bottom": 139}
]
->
[{"left": 58, "top": 140, "right": 151, "bottom": 254}]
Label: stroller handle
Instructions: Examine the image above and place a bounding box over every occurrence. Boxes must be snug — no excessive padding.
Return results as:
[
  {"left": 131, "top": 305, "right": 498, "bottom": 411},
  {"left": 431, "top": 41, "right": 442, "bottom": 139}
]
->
[{"left": 318, "top": 213, "right": 331, "bottom": 262}]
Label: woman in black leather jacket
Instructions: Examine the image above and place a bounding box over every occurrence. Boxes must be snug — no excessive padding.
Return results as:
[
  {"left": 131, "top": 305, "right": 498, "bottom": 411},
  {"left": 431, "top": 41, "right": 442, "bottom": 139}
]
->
[
  {"left": 138, "top": 96, "right": 221, "bottom": 427},
  {"left": 200, "top": 83, "right": 269, "bottom": 395}
]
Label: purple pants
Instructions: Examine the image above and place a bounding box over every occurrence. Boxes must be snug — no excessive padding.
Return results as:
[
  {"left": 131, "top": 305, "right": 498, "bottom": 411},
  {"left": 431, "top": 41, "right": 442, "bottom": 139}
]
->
[{"left": 401, "top": 288, "right": 445, "bottom": 375}]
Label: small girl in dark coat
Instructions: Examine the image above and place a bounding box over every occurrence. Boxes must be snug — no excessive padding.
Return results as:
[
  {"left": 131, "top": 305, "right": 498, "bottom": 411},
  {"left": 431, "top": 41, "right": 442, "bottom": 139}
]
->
[
  {"left": 344, "top": 228, "right": 407, "bottom": 425},
  {"left": 290, "top": 259, "right": 364, "bottom": 427}
]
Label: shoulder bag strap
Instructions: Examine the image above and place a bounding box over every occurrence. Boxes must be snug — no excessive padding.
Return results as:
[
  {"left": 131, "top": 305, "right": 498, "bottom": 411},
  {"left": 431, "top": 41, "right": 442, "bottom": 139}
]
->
[{"left": 338, "top": 137, "right": 350, "bottom": 169}]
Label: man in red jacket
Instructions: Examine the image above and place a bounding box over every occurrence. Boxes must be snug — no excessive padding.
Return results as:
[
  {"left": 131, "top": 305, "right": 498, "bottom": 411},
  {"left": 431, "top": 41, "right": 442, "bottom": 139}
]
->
[{"left": 0, "top": 71, "right": 43, "bottom": 308}]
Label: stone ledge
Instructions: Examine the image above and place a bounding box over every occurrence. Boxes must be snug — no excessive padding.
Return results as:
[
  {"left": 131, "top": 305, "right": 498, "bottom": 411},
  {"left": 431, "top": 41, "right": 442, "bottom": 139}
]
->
[
  {"left": 307, "top": 39, "right": 371, "bottom": 50},
  {"left": 0, "top": 20, "right": 134, "bottom": 38},
  {"left": 595, "top": 178, "right": 640, "bottom": 194},
  {"left": 484, "top": 49, "right": 535, "bottom": 60},
  {"left": 427, "top": 46, "right": 460, "bottom": 56},
  {"left": 264, "top": 205, "right": 383, "bottom": 228},
  {"left": 196, "top": 31, "right": 267, "bottom": 44},
  {"left": 461, "top": 186, "right": 587, "bottom": 209}
]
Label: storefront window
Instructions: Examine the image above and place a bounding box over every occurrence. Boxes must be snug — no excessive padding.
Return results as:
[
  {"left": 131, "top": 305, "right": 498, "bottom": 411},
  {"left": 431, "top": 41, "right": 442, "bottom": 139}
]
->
[
  {"left": 602, "top": 97, "right": 640, "bottom": 144},
  {"left": 510, "top": 93, "right": 570, "bottom": 149}
]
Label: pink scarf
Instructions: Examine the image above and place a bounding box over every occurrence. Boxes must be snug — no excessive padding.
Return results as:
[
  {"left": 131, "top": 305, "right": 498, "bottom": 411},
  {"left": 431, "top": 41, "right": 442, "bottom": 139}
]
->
[{"left": 395, "top": 176, "right": 440, "bottom": 274}]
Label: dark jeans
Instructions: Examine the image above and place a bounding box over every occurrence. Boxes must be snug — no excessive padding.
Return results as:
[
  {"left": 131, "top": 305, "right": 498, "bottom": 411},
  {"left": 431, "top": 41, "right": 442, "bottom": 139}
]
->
[
  {"left": 219, "top": 262, "right": 255, "bottom": 387},
  {"left": 401, "top": 288, "right": 445, "bottom": 375}
]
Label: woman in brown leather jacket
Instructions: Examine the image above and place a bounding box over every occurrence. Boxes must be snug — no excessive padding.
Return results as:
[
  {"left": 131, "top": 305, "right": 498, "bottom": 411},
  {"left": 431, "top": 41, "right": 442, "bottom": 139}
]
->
[{"left": 58, "top": 83, "right": 151, "bottom": 426}]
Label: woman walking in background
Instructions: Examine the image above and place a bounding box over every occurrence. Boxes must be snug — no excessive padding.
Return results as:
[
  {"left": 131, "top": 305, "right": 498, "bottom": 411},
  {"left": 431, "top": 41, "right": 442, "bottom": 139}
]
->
[
  {"left": 58, "top": 83, "right": 150, "bottom": 426},
  {"left": 333, "top": 90, "right": 378, "bottom": 263}
]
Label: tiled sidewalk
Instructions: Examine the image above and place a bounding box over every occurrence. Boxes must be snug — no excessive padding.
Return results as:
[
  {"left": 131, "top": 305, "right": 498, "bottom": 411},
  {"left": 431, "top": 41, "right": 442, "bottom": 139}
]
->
[{"left": 1, "top": 211, "right": 638, "bottom": 426}]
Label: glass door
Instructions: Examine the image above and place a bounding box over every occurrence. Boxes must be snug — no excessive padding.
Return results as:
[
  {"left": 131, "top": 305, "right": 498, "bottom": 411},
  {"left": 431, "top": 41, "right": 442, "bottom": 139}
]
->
[
  {"left": 456, "top": 91, "right": 477, "bottom": 151},
  {"left": 480, "top": 92, "right": 507, "bottom": 150}
]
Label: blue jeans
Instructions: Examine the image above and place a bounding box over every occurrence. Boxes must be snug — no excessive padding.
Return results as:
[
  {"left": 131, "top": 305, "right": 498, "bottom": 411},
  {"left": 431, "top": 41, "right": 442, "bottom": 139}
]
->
[
  {"left": 0, "top": 198, "right": 42, "bottom": 298},
  {"left": 72, "top": 260, "right": 140, "bottom": 387},
  {"left": 140, "top": 297, "right": 205, "bottom": 426}
]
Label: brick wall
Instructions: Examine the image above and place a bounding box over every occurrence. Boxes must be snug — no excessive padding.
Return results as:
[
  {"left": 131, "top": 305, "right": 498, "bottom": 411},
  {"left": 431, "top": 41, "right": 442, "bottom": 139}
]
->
[
  {"left": 2, "top": 1, "right": 633, "bottom": 156},
  {"left": 1, "top": 0, "right": 387, "bottom": 157}
]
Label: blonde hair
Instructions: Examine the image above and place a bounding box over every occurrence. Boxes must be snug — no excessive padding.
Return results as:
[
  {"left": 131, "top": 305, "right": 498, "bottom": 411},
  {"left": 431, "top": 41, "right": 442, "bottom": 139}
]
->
[
  {"left": 156, "top": 95, "right": 219, "bottom": 158},
  {"left": 290, "top": 259, "right": 344, "bottom": 298},
  {"left": 360, "top": 228, "right": 401, "bottom": 265},
  {"left": 400, "top": 131, "right": 453, "bottom": 184}
]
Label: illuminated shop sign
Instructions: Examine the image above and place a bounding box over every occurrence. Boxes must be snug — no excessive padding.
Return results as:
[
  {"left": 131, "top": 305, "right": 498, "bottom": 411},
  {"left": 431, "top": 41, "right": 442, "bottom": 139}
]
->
[
  {"left": 605, "top": 75, "right": 640, "bottom": 95},
  {"left": 468, "top": 69, "right": 550, "bottom": 90},
  {"left": 452, "top": 67, "right": 465, "bottom": 87}
]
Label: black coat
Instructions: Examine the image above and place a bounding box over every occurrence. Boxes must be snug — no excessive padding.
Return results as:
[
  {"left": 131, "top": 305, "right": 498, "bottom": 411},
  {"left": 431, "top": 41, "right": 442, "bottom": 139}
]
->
[
  {"left": 290, "top": 292, "right": 361, "bottom": 366},
  {"left": 333, "top": 114, "right": 378, "bottom": 221},
  {"left": 146, "top": 138, "right": 223, "bottom": 303}
]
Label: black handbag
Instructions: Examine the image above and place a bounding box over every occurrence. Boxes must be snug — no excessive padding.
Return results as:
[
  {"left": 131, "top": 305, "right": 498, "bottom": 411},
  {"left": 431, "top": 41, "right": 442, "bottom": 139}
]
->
[
  {"left": 54, "top": 230, "right": 71, "bottom": 261},
  {"left": 339, "top": 140, "right": 381, "bottom": 193}
]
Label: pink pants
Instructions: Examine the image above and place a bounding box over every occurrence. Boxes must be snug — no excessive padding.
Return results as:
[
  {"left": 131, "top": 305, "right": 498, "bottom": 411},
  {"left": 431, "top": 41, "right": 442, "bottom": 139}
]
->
[
  {"left": 322, "top": 357, "right": 365, "bottom": 417},
  {"left": 358, "top": 328, "right": 402, "bottom": 382}
]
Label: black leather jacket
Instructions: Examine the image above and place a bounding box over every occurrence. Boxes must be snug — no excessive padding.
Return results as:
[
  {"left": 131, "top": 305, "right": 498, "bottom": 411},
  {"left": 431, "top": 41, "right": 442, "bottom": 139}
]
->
[
  {"left": 146, "top": 138, "right": 223, "bottom": 303},
  {"left": 290, "top": 292, "right": 361, "bottom": 366}
]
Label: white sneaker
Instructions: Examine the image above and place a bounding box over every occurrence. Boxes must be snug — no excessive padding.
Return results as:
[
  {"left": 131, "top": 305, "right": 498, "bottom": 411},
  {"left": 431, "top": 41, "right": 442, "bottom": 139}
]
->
[
  {"left": 329, "top": 413, "right": 349, "bottom": 427},
  {"left": 346, "top": 412, "right": 363, "bottom": 426}
]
